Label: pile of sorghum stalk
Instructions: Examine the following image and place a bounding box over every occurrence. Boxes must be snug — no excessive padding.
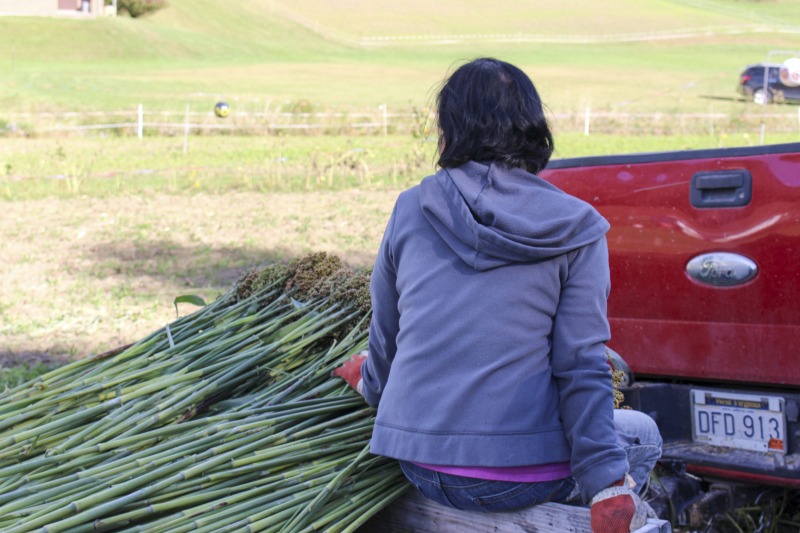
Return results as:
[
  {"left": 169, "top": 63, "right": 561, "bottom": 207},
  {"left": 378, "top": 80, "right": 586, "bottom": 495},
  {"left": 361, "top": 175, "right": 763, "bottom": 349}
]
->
[{"left": 0, "top": 253, "right": 408, "bottom": 532}]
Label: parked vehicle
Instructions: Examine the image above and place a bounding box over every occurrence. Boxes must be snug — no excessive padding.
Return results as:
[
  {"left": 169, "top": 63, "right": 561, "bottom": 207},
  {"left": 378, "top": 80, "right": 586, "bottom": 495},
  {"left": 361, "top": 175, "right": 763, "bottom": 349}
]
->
[
  {"left": 540, "top": 142, "right": 800, "bottom": 523},
  {"left": 738, "top": 63, "right": 800, "bottom": 104}
]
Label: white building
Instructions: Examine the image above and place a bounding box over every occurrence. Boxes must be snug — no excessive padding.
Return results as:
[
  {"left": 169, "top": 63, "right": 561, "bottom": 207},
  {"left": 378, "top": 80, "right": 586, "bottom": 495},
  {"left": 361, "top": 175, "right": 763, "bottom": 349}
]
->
[{"left": 0, "top": 0, "right": 108, "bottom": 17}]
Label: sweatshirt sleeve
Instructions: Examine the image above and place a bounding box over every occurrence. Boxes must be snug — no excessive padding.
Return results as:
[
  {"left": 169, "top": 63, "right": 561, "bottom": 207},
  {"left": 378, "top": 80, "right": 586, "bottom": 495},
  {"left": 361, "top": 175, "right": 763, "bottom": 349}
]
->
[
  {"left": 550, "top": 236, "right": 629, "bottom": 503},
  {"left": 361, "top": 206, "right": 400, "bottom": 408}
]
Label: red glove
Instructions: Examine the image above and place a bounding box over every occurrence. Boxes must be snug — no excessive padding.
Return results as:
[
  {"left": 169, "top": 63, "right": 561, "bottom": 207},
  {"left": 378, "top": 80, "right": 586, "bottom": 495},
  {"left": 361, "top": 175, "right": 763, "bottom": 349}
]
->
[
  {"left": 590, "top": 475, "right": 656, "bottom": 533},
  {"left": 332, "top": 351, "right": 367, "bottom": 394}
]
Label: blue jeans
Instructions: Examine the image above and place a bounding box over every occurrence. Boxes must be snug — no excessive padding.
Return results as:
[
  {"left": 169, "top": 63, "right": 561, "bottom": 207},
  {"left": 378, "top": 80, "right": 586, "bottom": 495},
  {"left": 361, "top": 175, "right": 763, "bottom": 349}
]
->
[{"left": 399, "top": 409, "right": 662, "bottom": 512}]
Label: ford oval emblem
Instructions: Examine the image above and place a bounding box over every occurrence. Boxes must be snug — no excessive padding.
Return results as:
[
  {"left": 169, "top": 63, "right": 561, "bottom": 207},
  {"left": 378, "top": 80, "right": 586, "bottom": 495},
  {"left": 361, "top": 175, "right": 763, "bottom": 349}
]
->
[{"left": 686, "top": 253, "right": 757, "bottom": 287}]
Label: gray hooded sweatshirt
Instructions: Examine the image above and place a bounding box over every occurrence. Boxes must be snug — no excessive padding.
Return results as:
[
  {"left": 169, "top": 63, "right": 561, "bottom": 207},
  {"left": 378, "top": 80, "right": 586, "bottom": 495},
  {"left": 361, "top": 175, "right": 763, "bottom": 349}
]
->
[{"left": 362, "top": 161, "right": 628, "bottom": 503}]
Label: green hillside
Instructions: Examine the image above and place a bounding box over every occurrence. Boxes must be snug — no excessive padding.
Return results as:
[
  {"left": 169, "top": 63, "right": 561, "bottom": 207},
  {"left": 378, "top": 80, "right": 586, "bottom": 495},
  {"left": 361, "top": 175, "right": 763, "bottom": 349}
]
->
[
  {"left": 0, "top": 0, "right": 336, "bottom": 64},
  {"left": 278, "top": 0, "right": 800, "bottom": 39},
  {"left": 0, "top": 0, "right": 798, "bottom": 114}
]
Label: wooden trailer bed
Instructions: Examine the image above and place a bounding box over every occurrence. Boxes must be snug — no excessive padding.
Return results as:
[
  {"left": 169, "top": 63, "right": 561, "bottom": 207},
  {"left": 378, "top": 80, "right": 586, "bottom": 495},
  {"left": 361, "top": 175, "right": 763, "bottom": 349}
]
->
[{"left": 361, "top": 489, "right": 672, "bottom": 533}]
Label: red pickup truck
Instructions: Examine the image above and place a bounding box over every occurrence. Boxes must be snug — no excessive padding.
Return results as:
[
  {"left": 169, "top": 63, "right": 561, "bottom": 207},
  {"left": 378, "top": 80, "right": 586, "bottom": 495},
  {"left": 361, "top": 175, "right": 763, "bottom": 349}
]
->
[{"left": 541, "top": 142, "right": 800, "bottom": 518}]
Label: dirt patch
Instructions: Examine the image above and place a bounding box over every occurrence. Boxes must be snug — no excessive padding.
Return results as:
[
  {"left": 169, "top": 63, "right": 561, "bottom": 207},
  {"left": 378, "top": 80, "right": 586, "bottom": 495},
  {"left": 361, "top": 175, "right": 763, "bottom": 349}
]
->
[{"left": 0, "top": 189, "right": 400, "bottom": 360}]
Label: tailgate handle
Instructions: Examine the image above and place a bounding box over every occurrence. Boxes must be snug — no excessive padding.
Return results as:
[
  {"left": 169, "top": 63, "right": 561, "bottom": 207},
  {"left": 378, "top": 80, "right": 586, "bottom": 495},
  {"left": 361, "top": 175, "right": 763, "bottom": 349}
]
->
[{"left": 690, "top": 170, "right": 751, "bottom": 208}]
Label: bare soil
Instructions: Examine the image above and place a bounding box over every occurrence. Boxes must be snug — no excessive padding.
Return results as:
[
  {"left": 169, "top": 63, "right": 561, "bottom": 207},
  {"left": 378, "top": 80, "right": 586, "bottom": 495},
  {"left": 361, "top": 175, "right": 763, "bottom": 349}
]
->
[{"left": 0, "top": 190, "right": 399, "bottom": 363}]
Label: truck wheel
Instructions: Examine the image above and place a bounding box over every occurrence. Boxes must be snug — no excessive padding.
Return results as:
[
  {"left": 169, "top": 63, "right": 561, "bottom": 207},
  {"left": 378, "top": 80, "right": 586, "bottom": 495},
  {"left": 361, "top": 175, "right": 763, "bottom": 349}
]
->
[{"left": 753, "top": 89, "right": 770, "bottom": 105}]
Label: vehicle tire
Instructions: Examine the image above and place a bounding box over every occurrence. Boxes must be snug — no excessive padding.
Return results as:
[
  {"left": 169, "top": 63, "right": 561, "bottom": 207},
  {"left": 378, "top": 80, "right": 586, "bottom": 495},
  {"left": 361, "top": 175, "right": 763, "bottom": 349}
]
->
[{"left": 753, "top": 88, "right": 770, "bottom": 105}]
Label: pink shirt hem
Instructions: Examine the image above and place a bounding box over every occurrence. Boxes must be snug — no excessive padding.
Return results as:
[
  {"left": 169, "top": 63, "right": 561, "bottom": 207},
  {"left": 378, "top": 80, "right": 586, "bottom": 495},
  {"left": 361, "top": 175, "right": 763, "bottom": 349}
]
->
[{"left": 413, "top": 461, "right": 572, "bottom": 482}]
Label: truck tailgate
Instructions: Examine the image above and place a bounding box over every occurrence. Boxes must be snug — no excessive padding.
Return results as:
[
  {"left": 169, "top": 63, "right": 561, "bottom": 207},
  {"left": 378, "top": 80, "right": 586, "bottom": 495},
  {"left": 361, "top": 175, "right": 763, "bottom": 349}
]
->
[{"left": 541, "top": 143, "right": 800, "bottom": 387}]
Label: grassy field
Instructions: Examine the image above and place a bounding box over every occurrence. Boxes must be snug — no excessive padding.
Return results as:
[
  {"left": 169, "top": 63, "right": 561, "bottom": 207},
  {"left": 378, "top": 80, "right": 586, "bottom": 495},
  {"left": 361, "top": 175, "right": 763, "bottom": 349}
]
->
[
  {"left": 1, "top": 0, "right": 799, "bottom": 359},
  {"left": 2, "top": 0, "right": 800, "bottom": 114},
  {"left": 0, "top": 189, "right": 396, "bottom": 360},
  {"left": 3, "top": 38, "right": 796, "bottom": 113},
  {"left": 277, "top": 0, "right": 800, "bottom": 37},
  {"left": 4, "top": 131, "right": 800, "bottom": 201}
]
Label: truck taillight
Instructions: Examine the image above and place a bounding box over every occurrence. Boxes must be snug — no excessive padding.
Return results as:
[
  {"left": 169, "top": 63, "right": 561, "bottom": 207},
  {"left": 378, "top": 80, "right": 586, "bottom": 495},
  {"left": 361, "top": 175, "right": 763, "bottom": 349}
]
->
[{"left": 741, "top": 74, "right": 752, "bottom": 84}]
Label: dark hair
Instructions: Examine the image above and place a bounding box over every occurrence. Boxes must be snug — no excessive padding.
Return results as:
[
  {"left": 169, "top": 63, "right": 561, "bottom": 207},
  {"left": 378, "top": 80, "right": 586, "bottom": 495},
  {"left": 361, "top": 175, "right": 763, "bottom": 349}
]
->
[{"left": 436, "top": 58, "right": 554, "bottom": 174}]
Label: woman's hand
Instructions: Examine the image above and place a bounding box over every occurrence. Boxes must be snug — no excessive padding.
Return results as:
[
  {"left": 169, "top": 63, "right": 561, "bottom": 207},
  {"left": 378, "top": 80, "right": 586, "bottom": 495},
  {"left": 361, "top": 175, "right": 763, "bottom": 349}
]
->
[
  {"left": 590, "top": 475, "right": 656, "bottom": 532},
  {"left": 332, "top": 351, "right": 367, "bottom": 394}
]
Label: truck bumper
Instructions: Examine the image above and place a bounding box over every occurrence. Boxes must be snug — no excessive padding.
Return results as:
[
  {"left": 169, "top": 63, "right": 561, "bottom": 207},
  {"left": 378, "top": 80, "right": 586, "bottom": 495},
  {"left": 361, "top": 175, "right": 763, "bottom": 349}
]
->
[{"left": 621, "top": 381, "right": 800, "bottom": 488}]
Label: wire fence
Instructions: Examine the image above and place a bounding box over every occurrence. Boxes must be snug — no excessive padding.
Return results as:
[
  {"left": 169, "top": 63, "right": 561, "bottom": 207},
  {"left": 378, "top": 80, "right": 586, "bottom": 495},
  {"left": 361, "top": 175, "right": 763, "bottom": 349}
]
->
[
  {"left": 3, "top": 105, "right": 800, "bottom": 139},
  {"left": 2, "top": 108, "right": 414, "bottom": 137}
]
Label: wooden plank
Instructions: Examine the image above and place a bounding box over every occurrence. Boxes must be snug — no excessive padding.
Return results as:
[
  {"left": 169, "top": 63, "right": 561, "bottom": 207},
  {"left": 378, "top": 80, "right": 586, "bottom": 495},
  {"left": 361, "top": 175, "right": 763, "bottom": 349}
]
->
[
  {"left": 361, "top": 489, "right": 590, "bottom": 533},
  {"left": 361, "top": 489, "right": 672, "bottom": 533}
]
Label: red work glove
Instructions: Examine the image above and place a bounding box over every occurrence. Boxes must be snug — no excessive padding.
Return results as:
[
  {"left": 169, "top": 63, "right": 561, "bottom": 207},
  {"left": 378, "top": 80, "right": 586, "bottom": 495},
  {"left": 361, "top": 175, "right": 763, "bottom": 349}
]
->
[
  {"left": 332, "top": 350, "right": 367, "bottom": 394},
  {"left": 590, "top": 475, "right": 656, "bottom": 533}
]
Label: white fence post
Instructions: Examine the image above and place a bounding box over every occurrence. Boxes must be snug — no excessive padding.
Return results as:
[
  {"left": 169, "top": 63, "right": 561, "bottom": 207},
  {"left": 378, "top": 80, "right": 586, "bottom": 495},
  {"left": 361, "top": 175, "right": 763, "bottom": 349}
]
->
[
  {"left": 137, "top": 104, "right": 143, "bottom": 140},
  {"left": 183, "top": 103, "right": 190, "bottom": 155},
  {"left": 584, "top": 106, "right": 591, "bottom": 136},
  {"left": 380, "top": 104, "right": 388, "bottom": 136}
]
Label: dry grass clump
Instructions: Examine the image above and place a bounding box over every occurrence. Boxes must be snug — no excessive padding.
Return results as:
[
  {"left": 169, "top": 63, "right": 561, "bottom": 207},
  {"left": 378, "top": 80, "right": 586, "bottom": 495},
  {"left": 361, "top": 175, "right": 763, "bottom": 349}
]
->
[
  {"left": 234, "top": 252, "right": 372, "bottom": 317},
  {"left": 234, "top": 262, "right": 290, "bottom": 300},
  {"left": 611, "top": 369, "right": 625, "bottom": 409},
  {"left": 306, "top": 266, "right": 372, "bottom": 314}
]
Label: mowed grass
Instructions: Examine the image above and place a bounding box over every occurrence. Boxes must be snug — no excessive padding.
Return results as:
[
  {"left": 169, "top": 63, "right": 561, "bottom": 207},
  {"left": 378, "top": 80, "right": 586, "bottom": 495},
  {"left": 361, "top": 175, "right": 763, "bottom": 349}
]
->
[
  {"left": 2, "top": 37, "right": 795, "bottom": 113},
  {"left": 276, "top": 0, "right": 793, "bottom": 37},
  {"left": 0, "top": 189, "right": 397, "bottom": 359},
  {"left": 5, "top": 131, "right": 800, "bottom": 201},
  {"left": 2, "top": 0, "right": 800, "bottom": 115}
]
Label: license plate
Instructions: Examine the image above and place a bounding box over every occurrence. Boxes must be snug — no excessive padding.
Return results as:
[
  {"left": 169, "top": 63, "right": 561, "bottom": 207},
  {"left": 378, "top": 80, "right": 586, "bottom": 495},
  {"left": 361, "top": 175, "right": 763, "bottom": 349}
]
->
[{"left": 691, "top": 389, "right": 786, "bottom": 454}]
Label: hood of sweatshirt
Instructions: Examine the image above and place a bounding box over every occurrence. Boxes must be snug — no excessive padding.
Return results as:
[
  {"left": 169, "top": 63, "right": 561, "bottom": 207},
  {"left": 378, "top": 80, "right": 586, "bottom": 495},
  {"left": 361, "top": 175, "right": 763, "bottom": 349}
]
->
[{"left": 419, "top": 161, "right": 610, "bottom": 271}]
